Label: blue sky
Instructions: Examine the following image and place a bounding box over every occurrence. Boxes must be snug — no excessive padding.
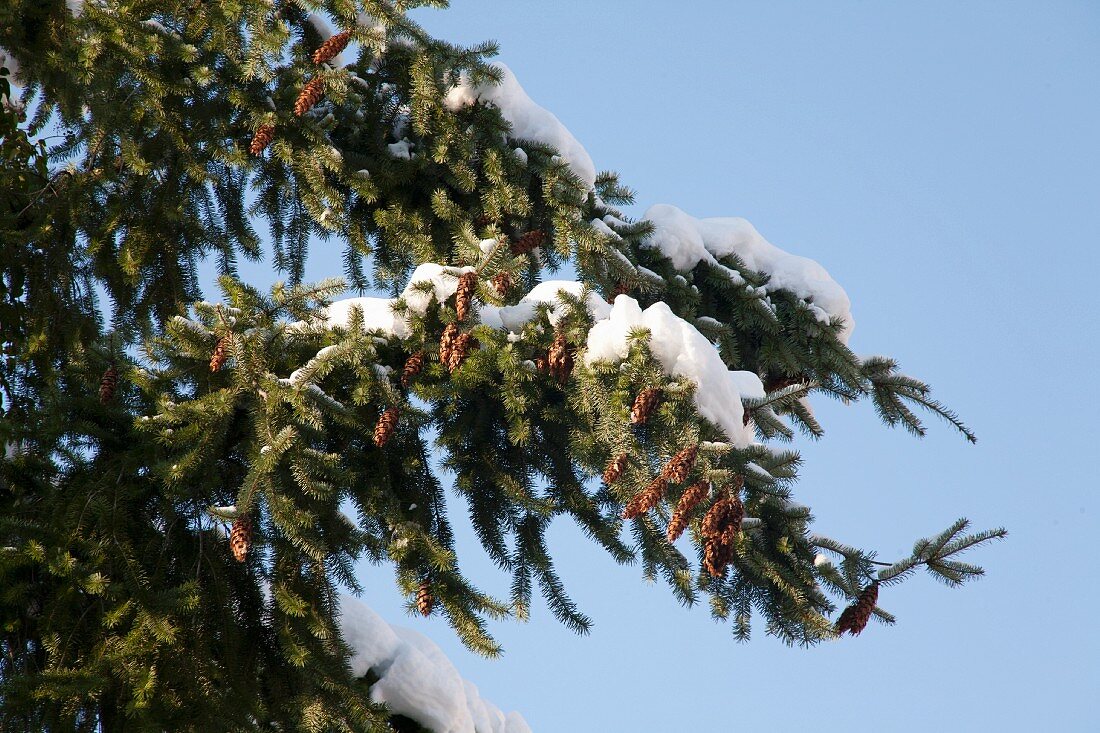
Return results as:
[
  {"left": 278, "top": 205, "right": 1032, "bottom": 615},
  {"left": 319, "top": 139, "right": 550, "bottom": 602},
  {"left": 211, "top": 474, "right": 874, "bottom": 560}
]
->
[{"left": 239, "top": 1, "right": 1100, "bottom": 729}]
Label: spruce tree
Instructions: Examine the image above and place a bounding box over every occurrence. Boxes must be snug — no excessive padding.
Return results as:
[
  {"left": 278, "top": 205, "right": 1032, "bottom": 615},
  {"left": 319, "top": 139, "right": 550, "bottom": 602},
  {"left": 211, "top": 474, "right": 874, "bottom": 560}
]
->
[{"left": 0, "top": 1, "right": 1004, "bottom": 730}]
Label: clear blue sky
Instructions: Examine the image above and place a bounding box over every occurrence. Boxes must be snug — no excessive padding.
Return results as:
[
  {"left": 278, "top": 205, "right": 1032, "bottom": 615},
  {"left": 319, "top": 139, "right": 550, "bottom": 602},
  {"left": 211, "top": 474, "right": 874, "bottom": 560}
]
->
[{"left": 249, "top": 1, "right": 1100, "bottom": 729}]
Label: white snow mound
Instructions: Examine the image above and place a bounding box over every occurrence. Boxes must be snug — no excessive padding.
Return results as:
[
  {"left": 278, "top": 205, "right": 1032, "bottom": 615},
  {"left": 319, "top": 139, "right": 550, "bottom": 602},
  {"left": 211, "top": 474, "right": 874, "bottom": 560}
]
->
[
  {"left": 444, "top": 63, "right": 596, "bottom": 190},
  {"left": 321, "top": 263, "right": 474, "bottom": 339},
  {"left": 497, "top": 280, "right": 611, "bottom": 332},
  {"left": 642, "top": 204, "right": 854, "bottom": 342},
  {"left": 584, "top": 295, "right": 763, "bottom": 446},
  {"left": 339, "top": 595, "right": 532, "bottom": 733}
]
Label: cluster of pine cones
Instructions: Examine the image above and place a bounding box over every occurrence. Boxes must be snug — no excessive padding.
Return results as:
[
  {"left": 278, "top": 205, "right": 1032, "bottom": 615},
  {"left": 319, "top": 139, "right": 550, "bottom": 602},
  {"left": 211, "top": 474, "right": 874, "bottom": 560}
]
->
[{"left": 249, "top": 29, "right": 353, "bottom": 155}]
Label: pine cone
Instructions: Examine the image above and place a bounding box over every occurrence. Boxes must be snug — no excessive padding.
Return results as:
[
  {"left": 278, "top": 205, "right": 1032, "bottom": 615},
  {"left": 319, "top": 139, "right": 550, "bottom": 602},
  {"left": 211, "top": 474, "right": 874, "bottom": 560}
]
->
[
  {"left": 474, "top": 213, "right": 493, "bottom": 229},
  {"left": 209, "top": 336, "right": 230, "bottom": 373},
  {"left": 547, "top": 331, "right": 573, "bottom": 384},
  {"left": 439, "top": 323, "right": 460, "bottom": 367},
  {"left": 701, "top": 497, "right": 733, "bottom": 541},
  {"left": 447, "top": 332, "right": 478, "bottom": 373},
  {"left": 249, "top": 124, "right": 275, "bottom": 155},
  {"left": 622, "top": 476, "right": 668, "bottom": 520},
  {"left": 720, "top": 494, "right": 745, "bottom": 546},
  {"left": 490, "top": 271, "right": 513, "bottom": 297},
  {"left": 230, "top": 515, "right": 252, "bottom": 563},
  {"left": 294, "top": 77, "right": 326, "bottom": 116},
  {"left": 373, "top": 406, "right": 400, "bottom": 448},
  {"left": 455, "top": 271, "right": 477, "bottom": 322},
  {"left": 661, "top": 444, "right": 698, "bottom": 483},
  {"left": 603, "top": 453, "right": 628, "bottom": 485},
  {"left": 509, "top": 229, "right": 546, "bottom": 256},
  {"left": 630, "top": 388, "right": 661, "bottom": 425},
  {"left": 703, "top": 536, "right": 735, "bottom": 578},
  {"left": 534, "top": 356, "right": 548, "bottom": 373},
  {"left": 667, "top": 481, "right": 709, "bottom": 543},
  {"left": 417, "top": 580, "right": 434, "bottom": 617},
  {"left": 98, "top": 364, "right": 119, "bottom": 405},
  {"left": 607, "top": 281, "right": 630, "bottom": 303},
  {"left": 311, "top": 30, "right": 351, "bottom": 65},
  {"left": 835, "top": 581, "right": 880, "bottom": 636},
  {"left": 401, "top": 351, "right": 424, "bottom": 388}
]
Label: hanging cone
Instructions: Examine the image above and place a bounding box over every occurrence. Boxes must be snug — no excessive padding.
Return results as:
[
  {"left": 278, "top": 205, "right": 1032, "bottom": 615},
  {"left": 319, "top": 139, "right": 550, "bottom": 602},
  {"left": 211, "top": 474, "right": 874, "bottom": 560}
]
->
[
  {"left": 608, "top": 281, "right": 630, "bottom": 303},
  {"left": 835, "top": 581, "right": 880, "bottom": 636},
  {"left": 417, "top": 580, "right": 434, "bottom": 616},
  {"left": 603, "top": 453, "right": 628, "bottom": 485},
  {"left": 701, "top": 497, "right": 733, "bottom": 541},
  {"left": 311, "top": 30, "right": 351, "bottom": 65},
  {"left": 447, "top": 333, "right": 478, "bottom": 373},
  {"left": 509, "top": 229, "right": 546, "bottom": 256},
  {"left": 660, "top": 444, "right": 698, "bottom": 483},
  {"left": 534, "top": 356, "right": 548, "bottom": 373},
  {"left": 209, "top": 335, "right": 230, "bottom": 373},
  {"left": 373, "top": 406, "right": 400, "bottom": 448},
  {"left": 455, "top": 271, "right": 477, "bottom": 322},
  {"left": 490, "top": 271, "right": 514, "bottom": 297},
  {"left": 249, "top": 124, "right": 275, "bottom": 156},
  {"left": 622, "top": 476, "right": 668, "bottom": 520},
  {"left": 703, "top": 535, "right": 735, "bottom": 578},
  {"left": 294, "top": 77, "right": 326, "bottom": 116},
  {"left": 474, "top": 213, "right": 493, "bottom": 229},
  {"left": 99, "top": 363, "right": 119, "bottom": 405},
  {"left": 720, "top": 494, "right": 745, "bottom": 546},
  {"left": 439, "top": 323, "right": 460, "bottom": 368},
  {"left": 547, "top": 331, "right": 573, "bottom": 384},
  {"left": 630, "top": 388, "right": 660, "bottom": 425},
  {"left": 401, "top": 351, "right": 424, "bottom": 388},
  {"left": 667, "top": 481, "right": 709, "bottom": 543},
  {"left": 230, "top": 515, "right": 252, "bottom": 563}
]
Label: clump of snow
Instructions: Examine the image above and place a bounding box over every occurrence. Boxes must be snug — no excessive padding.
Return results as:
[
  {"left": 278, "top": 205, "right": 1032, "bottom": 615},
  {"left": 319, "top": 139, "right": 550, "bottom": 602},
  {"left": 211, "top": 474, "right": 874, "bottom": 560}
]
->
[
  {"left": 641, "top": 204, "right": 854, "bottom": 342},
  {"left": 321, "top": 264, "right": 474, "bottom": 339},
  {"left": 388, "top": 138, "right": 413, "bottom": 159},
  {"left": 444, "top": 63, "right": 596, "bottom": 190},
  {"left": 339, "top": 595, "right": 532, "bottom": 733},
  {"left": 497, "top": 281, "right": 611, "bottom": 332},
  {"left": 584, "top": 295, "right": 763, "bottom": 446}
]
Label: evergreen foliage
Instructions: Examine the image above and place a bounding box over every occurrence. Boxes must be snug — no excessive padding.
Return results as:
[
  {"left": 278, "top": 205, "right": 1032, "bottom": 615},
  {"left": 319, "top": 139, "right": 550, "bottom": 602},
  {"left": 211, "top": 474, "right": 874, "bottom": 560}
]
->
[{"left": 0, "top": 1, "right": 1004, "bottom": 729}]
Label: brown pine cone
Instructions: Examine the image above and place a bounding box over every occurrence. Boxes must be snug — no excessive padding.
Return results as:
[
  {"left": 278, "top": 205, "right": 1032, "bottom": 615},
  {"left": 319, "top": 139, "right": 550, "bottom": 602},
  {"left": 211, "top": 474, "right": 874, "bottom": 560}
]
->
[
  {"left": 447, "top": 332, "right": 478, "bottom": 372},
  {"left": 490, "top": 271, "right": 514, "bottom": 297},
  {"left": 439, "top": 323, "right": 460, "bottom": 367},
  {"left": 509, "top": 229, "right": 546, "bottom": 256},
  {"left": 661, "top": 444, "right": 698, "bottom": 483},
  {"left": 209, "top": 335, "right": 230, "bottom": 373},
  {"left": 294, "top": 77, "right": 326, "bottom": 117},
  {"left": 666, "top": 481, "right": 709, "bottom": 543},
  {"left": 455, "top": 271, "right": 477, "bottom": 322},
  {"left": 401, "top": 351, "right": 424, "bottom": 388},
  {"left": 607, "top": 281, "right": 630, "bottom": 303},
  {"left": 703, "top": 536, "right": 735, "bottom": 578},
  {"left": 249, "top": 124, "right": 275, "bottom": 156},
  {"left": 622, "top": 476, "right": 668, "bottom": 520},
  {"left": 312, "top": 30, "right": 351, "bottom": 65},
  {"left": 373, "top": 406, "right": 400, "bottom": 448},
  {"left": 230, "top": 514, "right": 252, "bottom": 563},
  {"left": 603, "top": 453, "right": 628, "bottom": 485},
  {"left": 99, "top": 364, "right": 119, "bottom": 405},
  {"left": 417, "top": 580, "right": 434, "bottom": 617},
  {"left": 547, "top": 331, "right": 573, "bottom": 384},
  {"left": 719, "top": 494, "right": 745, "bottom": 546},
  {"left": 835, "top": 581, "right": 880, "bottom": 636},
  {"left": 630, "top": 388, "right": 660, "bottom": 425},
  {"left": 701, "top": 497, "right": 732, "bottom": 541}
]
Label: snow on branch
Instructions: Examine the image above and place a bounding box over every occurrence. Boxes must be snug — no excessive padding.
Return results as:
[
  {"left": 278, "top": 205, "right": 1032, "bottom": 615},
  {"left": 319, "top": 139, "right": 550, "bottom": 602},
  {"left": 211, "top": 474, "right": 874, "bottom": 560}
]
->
[
  {"left": 339, "top": 595, "right": 532, "bottom": 733},
  {"left": 641, "top": 204, "right": 854, "bottom": 343},
  {"left": 444, "top": 63, "right": 597, "bottom": 190},
  {"left": 584, "top": 295, "right": 764, "bottom": 447}
]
